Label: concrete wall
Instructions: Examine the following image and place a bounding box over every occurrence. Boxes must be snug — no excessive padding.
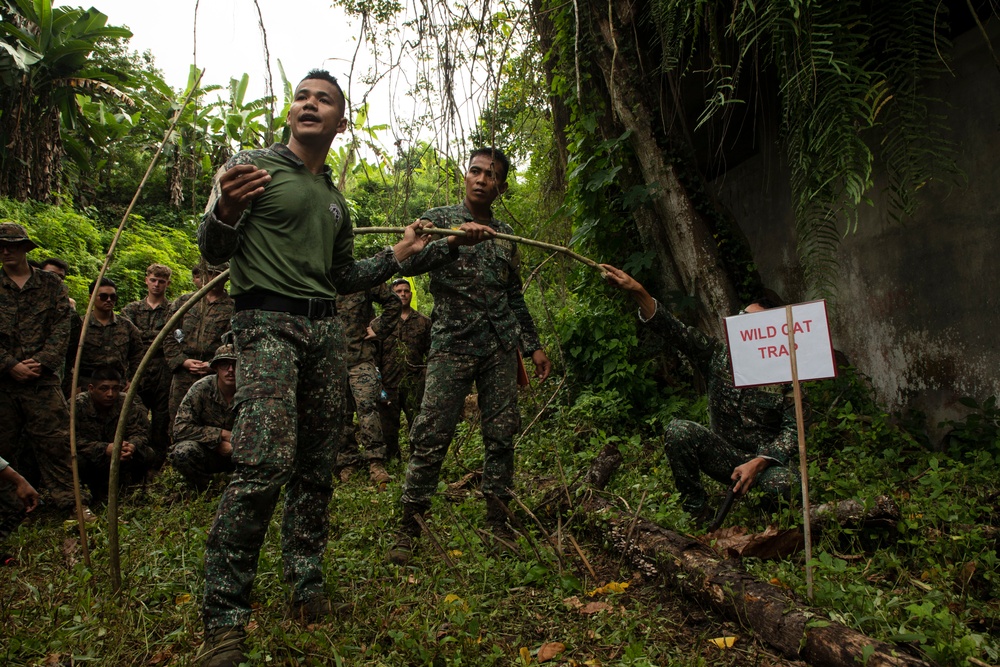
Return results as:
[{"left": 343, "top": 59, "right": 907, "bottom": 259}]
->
[{"left": 711, "top": 21, "right": 1000, "bottom": 435}]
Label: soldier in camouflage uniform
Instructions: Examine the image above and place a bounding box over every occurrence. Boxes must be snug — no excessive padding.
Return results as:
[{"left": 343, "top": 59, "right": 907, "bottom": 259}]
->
[
  {"left": 0, "top": 222, "right": 91, "bottom": 522},
  {"left": 371, "top": 278, "right": 431, "bottom": 461},
  {"left": 121, "top": 263, "right": 173, "bottom": 468},
  {"left": 169, "top": 344, "right": 237, "bottom": 491},
  {"left": 78, "top": 277, "right": 144, "bottom": 391},
  {"left": 192, "top": 70, "right": 460, "bottom": 667},
  {"left": 37, "top": 258, "right": 82, "bottom": 398},
  {"left": 334, "top": 281, "right": 401, "bottom": 485},
  {"left": 389, "top": 148, "right": 553, "bottom": 566},
  {"left": 601, "top": 265, "right": 799, "bottom": 522},
  {"left": 162, "top": 264, "right": 234, "bottom": 429},
  {"left": 74, "top": 367, "right": 154, "bottom": 503}
]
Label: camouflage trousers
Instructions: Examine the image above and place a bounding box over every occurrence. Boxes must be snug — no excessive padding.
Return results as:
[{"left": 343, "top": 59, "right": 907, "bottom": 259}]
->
[
  {"left": 379, "top": 372, "right": 425, "bottom": 461},
  {"left": 168, "top": 368, "right": 209, "bottom": 432},
  {"left": 135, "top": 358, "right": 172, "bottom": 468},
  {"left": 168, "top": 440, "right": 235, "bottom": 490},
  {"left": 336, "top": 361, "right": 386, "bottom": 468},
  {"left": 202, "top": 310, "right": 347, "bottom": 630},
  {"left": 665, "top": 419, "right": 798, "bottom": 514},
  {"left": 402, "top": 348, "right": 519, "bottom": 509},
  {"left": 0, "top": 381, "right": 80, "bottom": 514}
]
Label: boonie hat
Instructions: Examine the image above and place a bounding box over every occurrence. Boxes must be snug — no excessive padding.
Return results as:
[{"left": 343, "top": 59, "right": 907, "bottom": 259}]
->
[
  {"left": 209, "top": 343, "right": 237, "bottom": 369},
  {"left": 0, "top": 222, "right": 38, "bottom": 250}
]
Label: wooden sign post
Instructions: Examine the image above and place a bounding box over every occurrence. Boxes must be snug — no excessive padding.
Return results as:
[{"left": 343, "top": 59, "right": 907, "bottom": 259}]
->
[{"left": 723, "top": 300, "right": 836, "bottom": 601}]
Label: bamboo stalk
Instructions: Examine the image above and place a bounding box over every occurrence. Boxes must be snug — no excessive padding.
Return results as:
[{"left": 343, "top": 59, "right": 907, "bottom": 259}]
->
[
  {"left": 67, "top": 71, "right": 204, "bottom": 579},
  {"left": 107, "top": 269, "right": 228, "bottom": 591},
  {"left": 354, "top": 227, "right": 604, "bottom": 273}
]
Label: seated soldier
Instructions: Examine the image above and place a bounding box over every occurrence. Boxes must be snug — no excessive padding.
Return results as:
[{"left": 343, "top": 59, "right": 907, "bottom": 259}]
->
[
  {"left": 75, "top": 367, "right": 154, "bottom": 503},
  {"left": 602, "top": 265, "right": 798, "bottom": 523},
  {"left": 169, "top": 343, "right": 236, "bottom": 491}
]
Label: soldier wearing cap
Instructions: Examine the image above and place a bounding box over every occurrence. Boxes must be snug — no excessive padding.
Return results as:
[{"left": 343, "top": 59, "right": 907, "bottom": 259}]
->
[
  {"left": 162, "top": 263, "right": 234, "bottom": 429},
  {"left": 74, "top": 366, "right": 154, "bottom": 502},
  {"left": 169, "top": 343, "right": 237, "bottom": 492},
  {"left": 0, "top": 222, "right": 91, "bottom": 521}
]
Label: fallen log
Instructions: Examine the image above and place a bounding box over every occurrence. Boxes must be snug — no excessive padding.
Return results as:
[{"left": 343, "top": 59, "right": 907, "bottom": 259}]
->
[
  {"left": 554, "top": 446, "right": 933, "bottom": 667},
  {"left": 582, "top": 494, "right": 931, "bottom": 667}
]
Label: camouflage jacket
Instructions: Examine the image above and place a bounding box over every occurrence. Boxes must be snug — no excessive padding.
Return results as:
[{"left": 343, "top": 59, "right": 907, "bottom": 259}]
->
[
  {"left": 371, "top": 310, "right": 432, "bottom": 387},
  {"left": 161, "top": 292, "right": 234, "bottom": 372},
  {"left": 336, "top": 282, "right": 401, "bottom": 367},
  {"left": 121, "top": 298, "right": 172, "bottom": 357},
  {"left": 79, "top": 313, "right": 144, "bottom": 381},
  {"left": 172, "top": 374, "right": 234, "bottom": 445},
  {"left": 399, "top": 204, "right": 542, "bottom": 357},
  {"left": 643, "top": 301, "right": 797, "bottom": 465},
  {"left": 0, "top": 267, "right": 73, "bottom": 386},
  {"left": 73, "top": 392, "right": 152, "bottom": 467}
]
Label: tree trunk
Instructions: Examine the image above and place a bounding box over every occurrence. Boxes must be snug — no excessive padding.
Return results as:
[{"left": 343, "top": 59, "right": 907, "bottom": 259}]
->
[{"left": 552, "top": 447, "right": 931, "bottom": 667}]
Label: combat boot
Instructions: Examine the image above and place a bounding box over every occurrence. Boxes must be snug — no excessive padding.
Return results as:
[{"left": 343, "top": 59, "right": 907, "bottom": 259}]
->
[
  {"left": 369, "top": 460, "right": 390, "bottom": 487},
  {"left": 196, "top": 625, "right": 246, "bottom": 667},
  {"left": 485, "top": 495, "right": 517, "bottom": 554},
  {"left": 387, "top": 503, "right": 424, "bottom": 565}
]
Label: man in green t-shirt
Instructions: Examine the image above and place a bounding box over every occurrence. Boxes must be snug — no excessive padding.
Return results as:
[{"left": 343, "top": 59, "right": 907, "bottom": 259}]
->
[{"left": 194, "top": 69, "right": 490, "bottom": 667}]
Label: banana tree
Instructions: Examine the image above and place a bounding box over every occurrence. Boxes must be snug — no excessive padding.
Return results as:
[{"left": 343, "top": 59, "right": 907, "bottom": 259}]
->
[{"left": 0, "top": 0, "right": 133, "bottom": 201}]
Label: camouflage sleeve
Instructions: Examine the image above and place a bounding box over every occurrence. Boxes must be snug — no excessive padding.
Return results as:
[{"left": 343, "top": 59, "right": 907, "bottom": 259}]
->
[
  {"left": 415, "top": 315, "right": 432, "bottom": 359},
  {"left": 330, "top": 247, "right": 401, "bottom": 295},
  {"left": 507, "top": 245, "right": 543, "bottom": 355},
  {"left": 370, "top": 283, "right": 401, "bottom": 342},
  {"left": 74, "top": 400, "right": 108, "bottom": 466},
  {"left": 197, "top": 154, "right": 259, "bottom": 265},
  {"left": 757, "top": 389, "right": 799, "bottom": 464},
  {"left": 160, "top": 298, "right": 188, "bottom": 372},
  {"left": 120, "top": 301, "right": 138, "bottom": 324},
  {"left": 172, "top": 384, "right": 222, "bottom": 445},
  {"left": 642, "top": 300, "right": 717, "bottom": 374},
  {"left": 34, "top": 282, "right": 73, "bottom": 374},
  {"left": 124, "top": 399, "right": 152, "bottom": 460},
  {"left": 398, "top": 237, "right": 459, "bottom": 276},
  {"left": 125, "top": 319, "right": 144, "bottom": 380}
]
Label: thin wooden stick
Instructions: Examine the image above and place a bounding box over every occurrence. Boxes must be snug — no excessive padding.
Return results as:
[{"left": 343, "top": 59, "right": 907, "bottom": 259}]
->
[
  {"left": 67, "top": 70, "right": 205, "bottom": 572},
  {"left": 107, "top": 269, "right": 228, "bottom": 591},
  {"left": 354, "top": 227, "right": 604, "bottom": 273},
  {"left": 786, "top": 305, "right": 814, "bottom": 601}
]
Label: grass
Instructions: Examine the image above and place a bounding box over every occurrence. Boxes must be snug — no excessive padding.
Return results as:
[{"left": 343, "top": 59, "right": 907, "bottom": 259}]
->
[{"left": 2, "top": 376, "right": 999, "bottom": 666}]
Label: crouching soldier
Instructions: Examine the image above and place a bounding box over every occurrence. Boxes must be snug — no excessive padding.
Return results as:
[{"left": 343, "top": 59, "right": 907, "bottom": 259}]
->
[
  {"left": 169, "top": 344, "right": 236, "bottom": 491},
  {"left": 75, "top": 367, "right": 154, "bottom": 503}
]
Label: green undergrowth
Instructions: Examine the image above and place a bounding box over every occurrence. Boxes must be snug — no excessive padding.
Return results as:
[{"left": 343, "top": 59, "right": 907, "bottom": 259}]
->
[
  {"left": 561, "top": 367, "right": 1000, "bottom": 666},
  {"left": 1, "top": 448, "right": 790, "bottom": 667},
  {"left": 2, "top": 370, "right": 998, "bottom": 665}
]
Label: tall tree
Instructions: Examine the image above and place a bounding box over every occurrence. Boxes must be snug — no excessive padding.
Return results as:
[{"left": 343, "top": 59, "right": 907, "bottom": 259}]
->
[{"left": 0, "top": 0, "right": 132, "bottom": 202}]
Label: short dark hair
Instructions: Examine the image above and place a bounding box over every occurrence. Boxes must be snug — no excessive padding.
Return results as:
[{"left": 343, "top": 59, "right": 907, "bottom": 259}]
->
[
  {"left": 90, "top": 366, "right": 123, "bottom": 384},
  {"left": 469, "top": 147, "right": 511, "bottom": 183},
  {"left": 751, "top": 288, "right": 785, "bottom": 310},
  {"left": 88, "top": 277, "right": 117, "bottom": 294},
  {"left": 391, "top": 278, "right": 410, "bottom": 289},
  {"left": 41, "top": 257, "right": 68, "bottom": 272},
  {"left": 300, "top": 69, "right": 346, "bottom": 112}
]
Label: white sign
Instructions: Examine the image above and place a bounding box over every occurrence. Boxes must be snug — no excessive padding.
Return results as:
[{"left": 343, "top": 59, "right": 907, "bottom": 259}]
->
[{"left": 723, "top": 300, "right": 836, "bottom": 387}]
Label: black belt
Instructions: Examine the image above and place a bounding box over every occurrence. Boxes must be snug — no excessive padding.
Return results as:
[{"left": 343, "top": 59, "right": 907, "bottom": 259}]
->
[{"left": 233, "top": 292, "right": 338, "bottom": 319}]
